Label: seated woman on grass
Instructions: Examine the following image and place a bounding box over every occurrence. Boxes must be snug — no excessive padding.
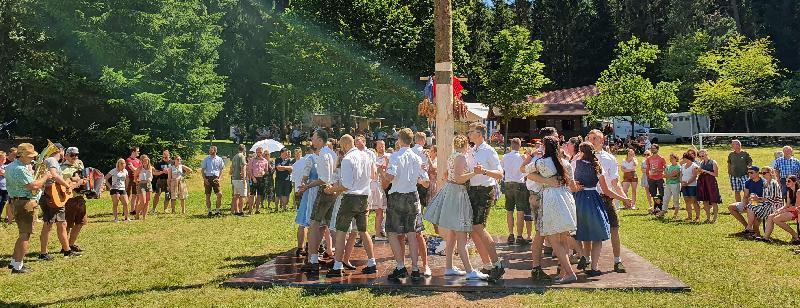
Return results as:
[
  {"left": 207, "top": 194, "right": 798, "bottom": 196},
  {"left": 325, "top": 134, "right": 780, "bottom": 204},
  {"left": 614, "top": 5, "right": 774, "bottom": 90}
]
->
[
  {"left": 746, "top": 166, "right": 782, "bottom": 237},
  {"left": 758, "top": 175, "right": 800, "bottom": 244}
]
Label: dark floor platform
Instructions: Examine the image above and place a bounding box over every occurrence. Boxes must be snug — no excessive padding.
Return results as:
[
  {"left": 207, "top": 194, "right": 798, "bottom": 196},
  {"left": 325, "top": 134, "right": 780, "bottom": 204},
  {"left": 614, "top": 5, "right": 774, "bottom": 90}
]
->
[{"left": 222, "top": 236, "right": 689, "bottom": 292}]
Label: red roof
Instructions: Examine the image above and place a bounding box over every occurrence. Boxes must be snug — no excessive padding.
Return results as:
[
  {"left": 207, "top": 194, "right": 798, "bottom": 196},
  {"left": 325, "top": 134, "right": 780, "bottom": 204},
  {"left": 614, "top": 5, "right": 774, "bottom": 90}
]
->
[{"left": 527, "top": 85, "right": 599, "bottom": 105}]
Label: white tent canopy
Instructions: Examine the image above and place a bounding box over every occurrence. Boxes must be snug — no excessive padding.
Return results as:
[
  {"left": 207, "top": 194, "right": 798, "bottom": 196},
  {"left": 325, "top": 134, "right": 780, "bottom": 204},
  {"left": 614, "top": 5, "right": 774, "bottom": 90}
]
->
[{"left": 463, "top": 102, "right": 488, "bottom": 122}]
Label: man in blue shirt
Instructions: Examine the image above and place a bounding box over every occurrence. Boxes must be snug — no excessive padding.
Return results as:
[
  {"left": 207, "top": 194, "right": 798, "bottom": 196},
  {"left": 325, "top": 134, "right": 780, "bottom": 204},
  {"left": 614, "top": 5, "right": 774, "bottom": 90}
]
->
[
  {"left": 773, "top": 146, "right": 800, "bottom": 198},
  {"left": 201, "top": 146, "right": 225, "bottom": 216},
  {"left": 6, "top": 143, "right": 51, "bottom": 274},
  {"left": 730, "top": 166, "right": 765, "bottom": 236}
]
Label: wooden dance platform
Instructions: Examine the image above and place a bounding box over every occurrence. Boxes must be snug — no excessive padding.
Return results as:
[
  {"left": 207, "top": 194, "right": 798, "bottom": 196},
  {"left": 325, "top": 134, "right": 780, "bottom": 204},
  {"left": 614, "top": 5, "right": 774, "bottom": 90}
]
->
[{"left": 222, "top": 236, "right": 689, "bottom": 292}]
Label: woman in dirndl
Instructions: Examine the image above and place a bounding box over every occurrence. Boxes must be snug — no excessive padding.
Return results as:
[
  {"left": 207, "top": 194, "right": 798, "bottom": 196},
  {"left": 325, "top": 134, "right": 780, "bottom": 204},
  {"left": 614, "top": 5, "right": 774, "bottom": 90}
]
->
[
  {"left": 696, "top": 149, "right": 722, "bottom": 223},
  {"left": 167, "top": 155, "right": 192, "bottom": 214},
  {"left": 294, "top": 151, "right": 319, "bottom": 257}
]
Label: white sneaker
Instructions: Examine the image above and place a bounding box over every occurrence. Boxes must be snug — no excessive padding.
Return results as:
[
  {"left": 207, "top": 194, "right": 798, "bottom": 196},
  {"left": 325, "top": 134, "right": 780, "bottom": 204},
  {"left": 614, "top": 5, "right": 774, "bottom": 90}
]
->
[
  {"left": 423, "top": 266, "right": 432, "bottom": 277},
  {"left": 444, "top": 267, "right": 466, "bottom": 276},
  {"left": 466, "top": 270, "right": 489, "bottom": 280}
]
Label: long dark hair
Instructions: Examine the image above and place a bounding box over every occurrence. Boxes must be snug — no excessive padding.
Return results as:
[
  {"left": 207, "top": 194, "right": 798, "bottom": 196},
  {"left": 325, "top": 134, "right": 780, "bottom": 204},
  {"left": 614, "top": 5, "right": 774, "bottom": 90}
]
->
[
  {"left": 542, "top": 136, "right": 565, "bottom": 184},
  {"left": 579, "top": 142, "right": 601, "bottom": 174}
]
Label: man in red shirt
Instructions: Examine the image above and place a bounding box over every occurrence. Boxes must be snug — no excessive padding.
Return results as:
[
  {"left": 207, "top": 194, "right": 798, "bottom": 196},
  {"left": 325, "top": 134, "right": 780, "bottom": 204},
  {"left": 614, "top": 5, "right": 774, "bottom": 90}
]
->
[
  {"left": 646, "top": 144, "right": 667, "bottom": 214},
  {"left": 126, "top": 147, "right": 141, "bottom": 216}
]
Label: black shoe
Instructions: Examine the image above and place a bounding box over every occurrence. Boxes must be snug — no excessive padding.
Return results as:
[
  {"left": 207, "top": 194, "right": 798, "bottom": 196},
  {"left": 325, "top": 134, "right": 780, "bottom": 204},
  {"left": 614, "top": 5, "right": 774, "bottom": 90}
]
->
[
  {"left": 586, "top": 269, "right": 603, "bottom": 277},
  {"left": 11, "top": 266, "right": 32, "bottom": 274},
  {"left": 38, "top": 253, "right": 54, "bottom": 261},
  {"left": 577, "top": 256, "right": 588, "bottom": 270},
  {"left": 343, "top": 263, "right": 357, "bottom": 270},
  {"left": 208, "top": 211, "right": 214, "bottom": 217},
  {"left": 614, "top": 262, "right": 627, "bottom": 273},
  {"left": 301, "top": 262, "right": 320, "bottom": 273},
  {"left": 480, "top": 267, "right": 491, "bottom": 275},
  {"left": 507, "top": 234, "right": 515, "bottom": 245},
  {"left": 294, "top": 249, "right": 303, "bottom": 258},
  {"left": 361, "top": 265, "right": 377, "bottom": 274},
  {"left": 388, "top": 267, "right": 407, "bottom": 280},
  {"left": 130, "top": 210, "right": 137, "bottom": 215},
  {"left": 61, "top": 249, "right": 82, "bottom": 257},
  {"left": 516, "top": 236, "right": 529, "bottom": 245},
  {"left": 355, "top": 238, "right": 364, "bottom": 248},
  {"left": 488, "top": 265, "right": 506, "bottom": 282},
  {"left": 530, "top": 267, "right": 550, "bottom": 281},
  {"left": 326, "top": 268, "right": 344, "bottom": 278},
  {"left": 410, "top": 269, "right": 422, "bottom": 281},
  {"left": 69, "top": 244, "right": 83, "bottom": 252}
]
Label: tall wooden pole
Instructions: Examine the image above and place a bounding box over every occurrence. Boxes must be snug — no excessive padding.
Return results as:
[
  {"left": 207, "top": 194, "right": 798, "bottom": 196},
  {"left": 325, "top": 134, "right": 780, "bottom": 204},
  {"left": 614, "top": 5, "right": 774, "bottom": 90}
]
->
[{"left": 434, "top": 0, "right": 453, "bottom": 188}]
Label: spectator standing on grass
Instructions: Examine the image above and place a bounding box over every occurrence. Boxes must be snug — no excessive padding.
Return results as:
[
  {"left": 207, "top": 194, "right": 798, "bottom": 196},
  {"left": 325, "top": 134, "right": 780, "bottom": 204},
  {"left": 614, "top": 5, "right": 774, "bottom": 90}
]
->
[
  {"left": 246, "top": 147, "right": 270, "bottom": 214},
  {"left": 730, "top": 166, "right": 764, "bottom": 236},
  {"left": 167, "top": 155, "right": 192, "bottom": 214},
  {"left": 275, "top": 148, "right": 295, "bottom": 212},
  {"left": 106, "top": 159, "right": 130, "bottom": 222},
  {"left": 640, "top": 151, "right": 653, "bottom": 210},
  {"left": 620, "top": 149, "right": 638, "bottom": 210},
  {"left": 136, "top": 155, "right": 154, "bottom": 221},
  {"left": 663, "top": 153, "right": 681, "bottom": 218},
  {"left": 501, "top": 138, "right": 529, "bottom": 246},
  {"left": 696, "top": 149, "right": 721, "bottom": 223},
  {"left": 230, "top": 144, "right": 248, "bottom": 216},
  {"left": 773, "top": 146, "right": 800, "bottom": 198},
  {"left": 152, "top": 150, "right": 172, "bottom": 214},
  {"left": 646, "top": 144, "right": 667, "bottom": 216},
  {"left": 680, "top": 153, "right": 701, "bottom": 221},
  {"left": 201, "top": 146, "right": 225, "bottom": 216},
  {"left": 727, "top": 140, "right": 752, "bottom": 205},
  {"left": 0, "top": 151, "right": 7, "bottom": 223},
  {"left": 759, "top": 175, "right": 800, "bottom": 244},
  {"left": 125, "top": 147, "right": 141, "bottom": 216}
]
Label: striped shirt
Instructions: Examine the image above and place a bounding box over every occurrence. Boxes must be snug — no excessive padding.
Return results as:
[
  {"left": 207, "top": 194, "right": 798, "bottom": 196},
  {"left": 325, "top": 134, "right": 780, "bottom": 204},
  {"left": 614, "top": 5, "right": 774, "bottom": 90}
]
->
[{"left": 763, "top": 179, "right": 782, "bottom": 206}]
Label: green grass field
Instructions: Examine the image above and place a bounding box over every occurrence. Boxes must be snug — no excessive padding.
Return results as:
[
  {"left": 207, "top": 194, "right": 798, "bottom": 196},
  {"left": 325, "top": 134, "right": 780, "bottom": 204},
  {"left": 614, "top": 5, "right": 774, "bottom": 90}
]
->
[{"left": 1, "top": 145, "right": 799, "bottom": 307}]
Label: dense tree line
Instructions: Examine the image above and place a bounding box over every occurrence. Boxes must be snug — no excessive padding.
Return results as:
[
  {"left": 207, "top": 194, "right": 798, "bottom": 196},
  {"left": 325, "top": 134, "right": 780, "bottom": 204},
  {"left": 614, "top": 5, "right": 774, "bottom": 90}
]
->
[{"left": 1, "top": 0, "right": 798, "bottom": 167}]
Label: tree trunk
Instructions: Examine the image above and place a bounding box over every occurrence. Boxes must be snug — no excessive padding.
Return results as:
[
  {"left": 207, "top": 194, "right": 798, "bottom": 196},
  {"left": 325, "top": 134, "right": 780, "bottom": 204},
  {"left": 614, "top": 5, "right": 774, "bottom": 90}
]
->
[
  {"left": 730, "top": 0, "right": 743, "bottom": 34},
  {"left": 743, "top": 110, "right": 750, "bottom": 133}
]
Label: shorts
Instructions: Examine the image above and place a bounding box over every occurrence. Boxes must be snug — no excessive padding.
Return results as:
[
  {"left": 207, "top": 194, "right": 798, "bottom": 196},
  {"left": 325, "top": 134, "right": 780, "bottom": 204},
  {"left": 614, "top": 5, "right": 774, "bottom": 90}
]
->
[
  {"left": 468, "top": 186, "right": 495, "bottom": 226},
  {"left": 601, "top": 195, "right": 619, "bottom": 228},
  {"left": 41, "top": 194, "right": 66, "bottom": 224},
  {"left": 730, "top": 175, "right": 748, "bottom": 192},
  {"left": 231, "top": 179, "right": 248, "bottom": 196},
  {"left": 504, "top": 182, "right": 529, "bottom": 212},
  {"left": 109, "top": 189, "right": 126, "bottom": 196},
  {"left": 417, "top": 184, "right": 429, "bottom": 208},
  {"left": 733, "top": 202, "right": 748, "bottom": 213},
  {"left": 648, "top": 179, "right": 665, "bottom": 198},
  {"left": 12, "top": 198, "right": 37, "bottom": 234},
  {"left": 126, "top": 179, "right": 138, "bottom": 195},
  {"left": 682, "top": 186, "right": 697, "bottom": 197},
  {"left": 65, "top": 197, "right": 88, "bottom": 229},
  {"left": 310, "top": 188, "right": 337, "bottom": 225},
  {"left": 139, "top": 182, "right": 152, "bottom": 193},
  {"left": 154, "top": 178, "right": 169, "bottom": 193},
  {"left": 334, "top": 194, "right": 368, "bottom": 233},
  {"left": 386, "top": 191, "right": 421, "bottom": 234},
  {"left": 204, "top": 176, "right": 221, "bottom": 194},
  {"left": 275, "top": 179, "right": 292, "bottom": 197},
  {"left": 170, "top": 180, "right": 188, "bottom": 200}
]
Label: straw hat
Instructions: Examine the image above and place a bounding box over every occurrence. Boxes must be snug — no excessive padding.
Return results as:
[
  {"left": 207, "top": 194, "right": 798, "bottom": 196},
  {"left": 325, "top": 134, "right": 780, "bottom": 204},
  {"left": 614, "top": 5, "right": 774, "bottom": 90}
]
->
[{"left": 16, "top": 143, "right": 38, "bottom": 158}]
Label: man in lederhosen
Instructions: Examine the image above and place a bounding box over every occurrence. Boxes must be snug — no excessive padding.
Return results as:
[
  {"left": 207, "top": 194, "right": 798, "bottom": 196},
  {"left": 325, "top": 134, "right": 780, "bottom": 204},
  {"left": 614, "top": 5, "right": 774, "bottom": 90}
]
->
[
  {"left": 300, "top": 129, "right": 338, "bottom": 274},
  {"left": 6, "top": 143, "right": 51, "bottom": 273}
]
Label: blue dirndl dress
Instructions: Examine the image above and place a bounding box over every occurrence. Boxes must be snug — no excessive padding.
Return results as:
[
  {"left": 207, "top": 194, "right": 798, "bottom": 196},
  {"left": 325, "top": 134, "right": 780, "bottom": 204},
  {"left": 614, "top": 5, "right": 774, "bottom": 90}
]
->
[
  {"left": 573, "top": 160, "right": 611, "bottom": 241},
  {"left": 294, "top": 156, "right": 319, "bottom": 227}
]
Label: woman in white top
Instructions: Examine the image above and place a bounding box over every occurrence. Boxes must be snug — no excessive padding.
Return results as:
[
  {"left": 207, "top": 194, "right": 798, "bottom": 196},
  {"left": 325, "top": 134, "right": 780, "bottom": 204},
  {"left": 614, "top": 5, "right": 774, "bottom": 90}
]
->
[
  {"left": 105, "top": 159, "right": 130, "bottom": 222},
  {"left": 620, "top": 149, "right": 638, "bottom": 210},
  {"left": 168, "top": 155, "right": 193, "bottom": 214},
  {"left": 680, "top": 152, "right": 701, "bottom": 222},
  {"left": 137, "top": 155, "right": 154, "bottom": 220}
]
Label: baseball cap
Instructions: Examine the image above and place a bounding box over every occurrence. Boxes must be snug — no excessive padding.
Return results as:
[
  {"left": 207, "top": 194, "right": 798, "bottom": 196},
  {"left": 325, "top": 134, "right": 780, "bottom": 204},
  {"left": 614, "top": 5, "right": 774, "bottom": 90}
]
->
[
  {"left": 748, "top": 166, "right": 760, "bottom": 172},
  {"left": 53, "top": 143, "right": 64, "bottom": 150},
  {"left": 66, "top": 147, "right": 80, "bottom": 155}
]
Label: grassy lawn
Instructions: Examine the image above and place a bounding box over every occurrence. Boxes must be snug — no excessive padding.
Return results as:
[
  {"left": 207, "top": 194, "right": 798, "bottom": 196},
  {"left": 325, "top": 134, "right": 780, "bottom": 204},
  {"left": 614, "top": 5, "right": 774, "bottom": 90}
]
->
[{"left": 1, "top": 145, "right": 799, "bottom": 307}]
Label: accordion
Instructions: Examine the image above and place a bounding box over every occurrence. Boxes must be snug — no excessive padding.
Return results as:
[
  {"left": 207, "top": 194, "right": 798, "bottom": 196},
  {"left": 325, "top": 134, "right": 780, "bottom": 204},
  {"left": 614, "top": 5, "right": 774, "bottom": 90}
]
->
[{"left": 72, "top": 167, "right": 104, "bottom": 199}]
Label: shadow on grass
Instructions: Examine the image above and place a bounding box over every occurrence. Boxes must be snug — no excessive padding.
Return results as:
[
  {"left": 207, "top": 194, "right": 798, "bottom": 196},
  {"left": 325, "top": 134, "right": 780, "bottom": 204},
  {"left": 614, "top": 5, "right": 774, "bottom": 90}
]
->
[{"left": 5, "top": 283, "right": 206, "bottom": 307}]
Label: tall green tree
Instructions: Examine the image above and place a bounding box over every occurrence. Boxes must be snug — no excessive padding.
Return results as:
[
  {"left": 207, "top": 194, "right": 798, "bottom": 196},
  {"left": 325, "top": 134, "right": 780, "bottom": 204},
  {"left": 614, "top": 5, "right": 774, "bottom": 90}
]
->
[
  {"left": 483, "top": 26, "right": 550, "bottom": 147},
  {"left": 586, "top": 37, "right": 680, "bottom": 136},
  {"left": 691, "top": 35, "right": 789, "bottom": 132}
]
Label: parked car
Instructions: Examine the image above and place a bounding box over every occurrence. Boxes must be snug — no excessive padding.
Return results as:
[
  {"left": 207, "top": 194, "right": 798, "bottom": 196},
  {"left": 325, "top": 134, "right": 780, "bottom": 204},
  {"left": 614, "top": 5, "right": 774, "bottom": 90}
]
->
[{"left": 647, "top": 128, "right": 682, "bottom": 144}]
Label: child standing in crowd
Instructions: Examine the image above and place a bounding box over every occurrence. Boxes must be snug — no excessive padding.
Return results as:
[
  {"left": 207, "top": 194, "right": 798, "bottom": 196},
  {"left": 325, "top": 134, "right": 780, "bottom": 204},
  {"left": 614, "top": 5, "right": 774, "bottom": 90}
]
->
[
  {"left": 620, "top": 149, "right": 638, "bottom": 210},
  {"left": 106, "top": 159, "right": 130, "bottom": 222},
  {"left": 137, "top": 155, "right": 154, "bottom": 220},
  {"left": 663, "top": 153, "right": 682, "bottom": 219},
  {"left": 168, "top": 155, "right": 192, "bottom": 214}
]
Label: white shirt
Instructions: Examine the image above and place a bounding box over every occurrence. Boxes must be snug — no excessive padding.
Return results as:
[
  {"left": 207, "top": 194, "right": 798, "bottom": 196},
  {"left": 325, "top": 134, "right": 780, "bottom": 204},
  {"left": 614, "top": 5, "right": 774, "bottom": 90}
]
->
[
  {"left": 501, "top": 150, "right": 526, "bottom": 183},
  {"left": 596, "top": 150, "right": 620, "bottom": 195},
  {"left": 308, "top": 146, "right": 337, "bottom": 185},
  {"left": 468, "top": 141, "right": 502, "bottom": 187},
  {"left": 340, "top": 147, "right": 372, "bottom": 195},
  {"left": 290, "top": 156, "right": 306, "bottom": 188},
  {"left": 411, "top": 144, "right": 429, "bottom": 171},
  {"left": 681, "top": 163, "right": 699, "bottom": 186},
  {"left": 387, "top": 147, "right": 429, "bottom": 194}
]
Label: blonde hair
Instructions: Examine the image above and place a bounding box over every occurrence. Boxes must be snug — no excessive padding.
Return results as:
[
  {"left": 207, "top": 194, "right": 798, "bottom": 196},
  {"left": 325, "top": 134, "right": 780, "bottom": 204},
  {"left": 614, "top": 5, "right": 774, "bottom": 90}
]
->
[
  {"left": 453, "top": 135, "right": 469, "bottom": 149},
  {"left": 761, "top": 166, "right": 774, "bottom": 177},
  {"left": 116, "top": 158, "right": 126, "bottom": 169},
  {"left": 140, "top": 155, "right": 151, "bottom": 169},
  {"left": 0, "top": 151, "right": 5, "bottom": 157}
]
